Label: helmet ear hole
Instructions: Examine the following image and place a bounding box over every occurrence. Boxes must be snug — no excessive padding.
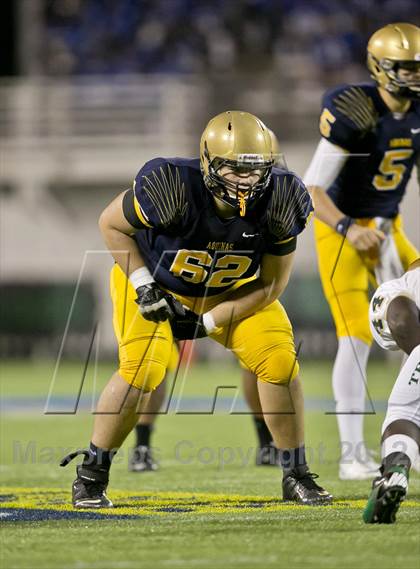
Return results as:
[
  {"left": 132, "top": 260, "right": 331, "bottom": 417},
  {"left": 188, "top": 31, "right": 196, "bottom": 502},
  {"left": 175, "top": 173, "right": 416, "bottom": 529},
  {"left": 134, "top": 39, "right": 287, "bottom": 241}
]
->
[{"left": 381, "top": 59, "right": 394, "bottom": 71}]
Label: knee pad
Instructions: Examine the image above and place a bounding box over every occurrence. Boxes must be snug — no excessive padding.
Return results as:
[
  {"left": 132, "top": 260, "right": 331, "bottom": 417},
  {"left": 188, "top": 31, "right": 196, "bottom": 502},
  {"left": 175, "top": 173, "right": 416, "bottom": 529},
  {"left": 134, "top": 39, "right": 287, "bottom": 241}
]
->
[
  {"left": 382, "top": 402, "right": 420, "bottom": 433},
  {"left": 119, "top": 358, "right": 166, "bottom": 392},
  {"left": 382, "top": 386, "right": 420, "bottom": 434},
  {"left": 255, "top": 349, "right": 300, "bottom": 385},
  {"left": 117, "top": 332, "right": 173, "bottom": 391},
  {"left": 382, "top": 345, "right": 420, "bottom": 433}
]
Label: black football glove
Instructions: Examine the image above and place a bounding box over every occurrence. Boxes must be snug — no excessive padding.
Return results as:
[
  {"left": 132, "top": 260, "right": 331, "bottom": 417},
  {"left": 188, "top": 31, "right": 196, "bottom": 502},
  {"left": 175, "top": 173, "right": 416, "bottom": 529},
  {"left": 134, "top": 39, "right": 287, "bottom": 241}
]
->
[
  {"left": 135, "top": 283, "right": 185, "bottom": 323},
  {"left": 170, "top": 309, "right": 208, "bottom": 340}
]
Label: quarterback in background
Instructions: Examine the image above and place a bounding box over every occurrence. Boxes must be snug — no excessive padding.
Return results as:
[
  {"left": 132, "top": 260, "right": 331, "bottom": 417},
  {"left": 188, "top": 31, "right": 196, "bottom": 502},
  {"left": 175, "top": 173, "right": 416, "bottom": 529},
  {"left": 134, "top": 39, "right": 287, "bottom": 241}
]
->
[
  {"left": 304, "top": 23, "right": 420, "bottom": 479},
  {"left": 363, "top": 259, "right": 420, "bottom": 523},
  {"left": 60, "top": 111, "right": 332, "bottom": 507}
]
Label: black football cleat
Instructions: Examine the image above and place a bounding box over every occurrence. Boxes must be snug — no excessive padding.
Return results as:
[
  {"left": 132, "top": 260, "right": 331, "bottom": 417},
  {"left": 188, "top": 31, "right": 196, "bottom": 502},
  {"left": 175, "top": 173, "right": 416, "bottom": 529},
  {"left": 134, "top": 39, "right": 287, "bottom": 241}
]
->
[
  {"left": 129, "top": 445, "right": 158, "bottom": 473},
  {"left": 282, "top": 466, "right": 333, "bottom": 505},
  {"left": 256, "top": 443, "right": 281, "bottom": 466},
  {"left": 72, "top": 464, "right": 113, "bottom": 508},
  {"left": 363, "top": 466, "right": 408, "bottom": 524},
  {"left": 60, "top": 449, "right": 113, "bottom": 509}
]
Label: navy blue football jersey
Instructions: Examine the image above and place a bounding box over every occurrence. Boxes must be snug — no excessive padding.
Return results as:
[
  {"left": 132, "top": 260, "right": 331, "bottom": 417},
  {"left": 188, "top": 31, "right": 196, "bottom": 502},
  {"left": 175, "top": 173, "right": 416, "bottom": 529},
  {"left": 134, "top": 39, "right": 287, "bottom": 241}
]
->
[
  {"left": 319, "top": 82, "right": 420, "bottom": 218},
  {"left": 122, "top": 157, "right": 312, "bottom": 297}
]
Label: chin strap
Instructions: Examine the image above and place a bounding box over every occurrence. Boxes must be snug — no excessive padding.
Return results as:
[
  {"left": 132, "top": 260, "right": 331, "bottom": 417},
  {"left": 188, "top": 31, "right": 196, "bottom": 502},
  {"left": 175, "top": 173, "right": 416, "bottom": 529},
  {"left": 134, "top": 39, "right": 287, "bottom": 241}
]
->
[{"left": 238, "top": 191, "right": 247, "bottom": 216}]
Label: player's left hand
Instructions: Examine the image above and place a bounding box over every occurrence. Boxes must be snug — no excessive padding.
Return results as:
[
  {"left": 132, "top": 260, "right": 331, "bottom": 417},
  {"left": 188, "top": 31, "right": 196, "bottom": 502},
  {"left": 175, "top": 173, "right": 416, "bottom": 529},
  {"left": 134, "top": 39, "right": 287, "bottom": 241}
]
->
[{"left": 170, "top": 309, "right": 208, "bottom": 340}]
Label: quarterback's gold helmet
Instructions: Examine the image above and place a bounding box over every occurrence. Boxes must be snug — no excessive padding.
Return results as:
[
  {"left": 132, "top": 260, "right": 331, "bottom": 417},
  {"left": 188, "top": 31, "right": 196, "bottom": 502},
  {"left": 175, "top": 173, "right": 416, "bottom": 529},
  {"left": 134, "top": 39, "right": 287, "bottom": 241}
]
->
[
  {"left": 200, "top": 111, "right": 275, "bottom": 216},
  {"left": 367, "top": 23, "right": 420, "bottom": 99}
]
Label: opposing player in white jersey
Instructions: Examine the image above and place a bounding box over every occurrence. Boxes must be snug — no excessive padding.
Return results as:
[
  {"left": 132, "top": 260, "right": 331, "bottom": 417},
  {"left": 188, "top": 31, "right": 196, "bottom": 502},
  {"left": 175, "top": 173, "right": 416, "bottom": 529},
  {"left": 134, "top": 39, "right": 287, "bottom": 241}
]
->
[{"left": 363, "top": 259, "right": 420, "bottom": 523}]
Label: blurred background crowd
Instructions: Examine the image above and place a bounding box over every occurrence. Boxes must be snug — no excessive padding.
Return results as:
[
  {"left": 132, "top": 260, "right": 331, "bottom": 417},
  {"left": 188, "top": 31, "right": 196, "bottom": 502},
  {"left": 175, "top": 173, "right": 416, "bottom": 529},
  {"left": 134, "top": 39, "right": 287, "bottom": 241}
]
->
[
  {"left": 1, "top": 1, "right": 419, "bottom": 361},
  {"left": 25, "top": 0, "right": 420, "bottom": 81},
  {"left": 29, "top": 0, "right": 420, "bottom": 81}
]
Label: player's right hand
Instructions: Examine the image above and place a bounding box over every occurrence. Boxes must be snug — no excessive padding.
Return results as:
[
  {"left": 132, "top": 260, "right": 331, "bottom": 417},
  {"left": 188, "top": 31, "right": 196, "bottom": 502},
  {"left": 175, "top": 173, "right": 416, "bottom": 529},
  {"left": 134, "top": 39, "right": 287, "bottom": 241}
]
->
[
  {"left": 135, "top": 284, "right": 185, "bottom": 323},
  {"left": 346, "top": 224, "right": 385, "bottom": 251}
]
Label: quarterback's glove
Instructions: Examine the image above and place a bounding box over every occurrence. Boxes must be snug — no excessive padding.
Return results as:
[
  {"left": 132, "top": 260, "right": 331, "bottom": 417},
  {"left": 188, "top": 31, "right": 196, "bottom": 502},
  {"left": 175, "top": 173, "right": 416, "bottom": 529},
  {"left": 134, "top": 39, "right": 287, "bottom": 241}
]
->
[
  {"left": 135, "top": 283, "right": 185, "bottom": 323},
  {"left": 170, "top": 309, "right": 209, "bottom": 340}
]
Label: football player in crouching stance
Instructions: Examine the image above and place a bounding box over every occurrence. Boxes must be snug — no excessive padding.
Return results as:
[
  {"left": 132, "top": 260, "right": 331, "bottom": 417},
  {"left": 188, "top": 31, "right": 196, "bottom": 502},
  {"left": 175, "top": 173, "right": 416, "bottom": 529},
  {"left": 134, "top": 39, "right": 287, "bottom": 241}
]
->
[
  {"left": 60, "top": 110, "right": 332, "bottom": 508},
  {"left": 129, "top": 129, "right": 285, "bottom": 474},
  {"left": 363, "top": 259, "right": 420, "bottom": 523}
]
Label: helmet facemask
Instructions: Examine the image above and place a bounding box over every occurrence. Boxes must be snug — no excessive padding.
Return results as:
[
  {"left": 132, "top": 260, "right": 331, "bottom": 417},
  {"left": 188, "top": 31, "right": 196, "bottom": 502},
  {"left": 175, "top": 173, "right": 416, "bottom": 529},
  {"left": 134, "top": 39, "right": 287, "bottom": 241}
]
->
[
  {"left": 375, "top": 58, "right": 420, "bottom": 100},
  {"left": 203, "top": 145, "right": 274, "bottom": 216}
]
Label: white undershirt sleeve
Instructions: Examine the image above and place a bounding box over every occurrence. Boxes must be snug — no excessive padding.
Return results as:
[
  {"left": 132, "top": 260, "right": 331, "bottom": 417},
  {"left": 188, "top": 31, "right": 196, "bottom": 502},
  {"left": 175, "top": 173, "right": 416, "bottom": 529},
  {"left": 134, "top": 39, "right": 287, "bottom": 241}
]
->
[{"left": 303, "top": 138, "right": 349, "bottom": 190}]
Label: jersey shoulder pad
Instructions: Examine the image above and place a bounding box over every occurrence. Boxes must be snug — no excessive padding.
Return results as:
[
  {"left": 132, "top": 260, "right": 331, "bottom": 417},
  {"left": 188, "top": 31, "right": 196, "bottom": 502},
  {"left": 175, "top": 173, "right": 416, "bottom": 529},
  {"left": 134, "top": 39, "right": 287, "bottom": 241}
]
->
[
  {"left": 133, "top": 158, "right": 189, "bottom": 230},
  {"left": 266, "top": 171, "right": 313, "bottom": 241},
  {"left": 320, "top": 84, "right": 378, "bottom": 149}
]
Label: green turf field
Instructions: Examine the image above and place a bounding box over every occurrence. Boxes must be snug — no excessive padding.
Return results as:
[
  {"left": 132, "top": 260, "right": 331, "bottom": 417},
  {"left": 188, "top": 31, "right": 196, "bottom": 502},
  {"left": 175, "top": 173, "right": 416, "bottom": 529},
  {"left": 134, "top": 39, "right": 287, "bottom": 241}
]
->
[{"left": 1, "top": 359, "right": 419, "bottom": 569}]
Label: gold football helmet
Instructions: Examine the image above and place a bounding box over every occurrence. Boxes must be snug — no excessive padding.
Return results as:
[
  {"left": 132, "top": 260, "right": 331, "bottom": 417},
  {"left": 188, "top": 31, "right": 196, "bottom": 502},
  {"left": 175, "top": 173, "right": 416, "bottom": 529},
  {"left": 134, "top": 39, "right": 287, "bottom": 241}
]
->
[
  {"left": 200, "top": 111, "right": 275, "bottom": 216},
  {"left": 367, "top": 23, "right": 420, "bottom": 100}
]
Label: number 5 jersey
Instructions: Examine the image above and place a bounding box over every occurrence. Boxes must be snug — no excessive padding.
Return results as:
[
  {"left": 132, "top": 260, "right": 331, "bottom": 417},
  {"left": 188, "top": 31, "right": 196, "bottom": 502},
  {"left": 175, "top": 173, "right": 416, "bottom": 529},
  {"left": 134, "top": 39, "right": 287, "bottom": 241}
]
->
[{"left": 319, "top": 82, "right": 420, "bottom": 218}]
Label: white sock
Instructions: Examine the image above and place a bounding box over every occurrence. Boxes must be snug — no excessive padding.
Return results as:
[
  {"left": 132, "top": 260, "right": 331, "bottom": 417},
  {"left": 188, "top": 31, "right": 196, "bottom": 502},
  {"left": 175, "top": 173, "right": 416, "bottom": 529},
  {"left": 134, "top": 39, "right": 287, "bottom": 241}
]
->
[
  {"left": 382, "top": 434, "right": 419, "bottom": 468},
  {"left": 332, "top": 336, "right": 370, "bottom": 460}
]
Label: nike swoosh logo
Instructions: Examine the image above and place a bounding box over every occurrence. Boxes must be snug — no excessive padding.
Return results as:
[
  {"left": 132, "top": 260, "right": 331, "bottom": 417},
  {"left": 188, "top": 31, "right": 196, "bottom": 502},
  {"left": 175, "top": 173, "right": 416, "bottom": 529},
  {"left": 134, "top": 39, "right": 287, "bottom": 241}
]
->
[
  {"left": 411, "top": 128, "right": 420, "bottom": 134},
  {"left": 242, "top": 232, "right": 259, "bottom": 238}
]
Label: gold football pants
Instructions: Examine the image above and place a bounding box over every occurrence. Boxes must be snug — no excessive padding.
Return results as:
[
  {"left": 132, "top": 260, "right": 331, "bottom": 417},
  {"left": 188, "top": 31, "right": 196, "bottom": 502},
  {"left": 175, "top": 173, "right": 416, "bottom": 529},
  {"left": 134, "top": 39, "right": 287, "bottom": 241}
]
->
[
  {"left": 314, "top": 215, "right": 418, "bottom": 344},
  {"left": 110, "top": 264, "right": 299, "bottom": 391}
]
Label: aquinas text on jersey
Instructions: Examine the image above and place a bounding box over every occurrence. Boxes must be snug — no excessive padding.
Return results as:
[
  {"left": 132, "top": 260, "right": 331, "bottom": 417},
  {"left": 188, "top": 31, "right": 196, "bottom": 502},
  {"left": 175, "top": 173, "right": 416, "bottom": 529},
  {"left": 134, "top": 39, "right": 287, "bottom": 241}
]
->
[{"left": 206, "top": 241, "right": 235, "bottom": 251}]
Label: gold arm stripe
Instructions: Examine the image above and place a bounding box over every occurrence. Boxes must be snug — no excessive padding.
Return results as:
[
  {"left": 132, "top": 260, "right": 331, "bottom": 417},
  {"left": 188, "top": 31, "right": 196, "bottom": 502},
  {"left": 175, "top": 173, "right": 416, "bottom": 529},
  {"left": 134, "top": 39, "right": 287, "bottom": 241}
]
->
[
  {"left": 304, "top": 210, "right": 314, "bottom": 228},
  {"left": 266, "top": 236, "right": 297, "bottom": 256},
  {"left": 274, "top": 236, "right": 295, "bottom": 245},
  {"left": 134, "top": 197, "right": 152, "bottom": 228},
  {"left": 133, "top": 180, "right": 152, "bottom": 228}
]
